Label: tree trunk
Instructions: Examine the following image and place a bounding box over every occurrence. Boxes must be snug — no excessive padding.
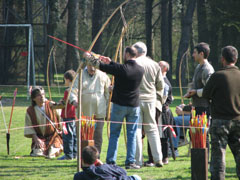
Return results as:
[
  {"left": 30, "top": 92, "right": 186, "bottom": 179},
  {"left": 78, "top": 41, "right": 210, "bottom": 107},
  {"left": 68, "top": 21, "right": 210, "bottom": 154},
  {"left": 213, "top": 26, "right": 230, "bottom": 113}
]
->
[
  {"left": 161, "top": 0, "right": 169, "bottom": 61},
  {"left": 145, "top": 0, "right": 153, "bottom": 58},
  {"left": 208, "top": 2, "right": 220, "bottom": 70},
  {"left": 168, "top": 0, "right": 173, "bottom": 83},
  {"left": 65, "top": 0, "right": 80, "bottom": 71},
  {"left": 46, "top": 0, "right": 59, "bottom": 85},
  {"left": 92, "top": 0, "right": 103, "bottom": 54},
  {"left": 161, "top": 0, "right": 173, "bottom": 82},
  {"left": 176, "top": 0, "right": 196, "bottom": 86},
  {"left": 197, "top": 0, "right": 208, "bottom": 42}
]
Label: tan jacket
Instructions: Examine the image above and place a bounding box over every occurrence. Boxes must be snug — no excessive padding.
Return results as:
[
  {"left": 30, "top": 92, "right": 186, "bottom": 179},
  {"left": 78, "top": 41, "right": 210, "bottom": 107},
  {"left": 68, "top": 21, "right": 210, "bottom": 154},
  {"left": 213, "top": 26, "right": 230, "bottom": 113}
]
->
[
  {"left": 70, "top": 68, "right": 110, "bottom": 118},
  {"left": 136, "top": 56, "right": 164, "bottom": 103}
]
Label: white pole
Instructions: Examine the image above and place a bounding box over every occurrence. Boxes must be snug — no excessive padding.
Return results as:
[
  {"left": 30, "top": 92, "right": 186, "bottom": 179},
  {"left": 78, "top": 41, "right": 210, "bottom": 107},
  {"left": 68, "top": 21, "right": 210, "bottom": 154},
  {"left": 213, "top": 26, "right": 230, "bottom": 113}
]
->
[
  {"left": 27, "top": 25, "right": 31, "bottom": 100},
  {"left": 30, "top": 26, "right": 36, "bottom": 86},
  {"left": 77, "top": 69, "right": 82, "bottom": 172}
]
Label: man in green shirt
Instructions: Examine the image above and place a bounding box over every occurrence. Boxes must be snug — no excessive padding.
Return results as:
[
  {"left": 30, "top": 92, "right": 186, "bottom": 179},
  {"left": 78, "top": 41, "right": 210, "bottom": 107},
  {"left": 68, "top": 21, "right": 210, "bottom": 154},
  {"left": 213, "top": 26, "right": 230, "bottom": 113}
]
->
[{"left": 203, "top": 46, "right": 240, "bottom": 180}]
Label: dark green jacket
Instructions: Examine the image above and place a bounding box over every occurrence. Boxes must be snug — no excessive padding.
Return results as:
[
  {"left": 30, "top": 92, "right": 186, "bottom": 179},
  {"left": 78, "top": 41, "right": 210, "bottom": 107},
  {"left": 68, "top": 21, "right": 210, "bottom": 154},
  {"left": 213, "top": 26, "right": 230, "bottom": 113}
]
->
[{"left": 203, "top": 65, "right": 240, "bottom": 120}]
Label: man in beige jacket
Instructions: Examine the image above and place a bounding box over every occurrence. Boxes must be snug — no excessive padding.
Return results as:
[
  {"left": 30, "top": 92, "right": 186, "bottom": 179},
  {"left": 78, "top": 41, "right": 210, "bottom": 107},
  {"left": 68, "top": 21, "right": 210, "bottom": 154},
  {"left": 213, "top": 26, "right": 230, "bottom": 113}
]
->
[
  {"left": 70, "top": 65, "right": 111, "bottom": 156},
  {"left": 133, "top": 42, "right": 165, "bottom": 167}
]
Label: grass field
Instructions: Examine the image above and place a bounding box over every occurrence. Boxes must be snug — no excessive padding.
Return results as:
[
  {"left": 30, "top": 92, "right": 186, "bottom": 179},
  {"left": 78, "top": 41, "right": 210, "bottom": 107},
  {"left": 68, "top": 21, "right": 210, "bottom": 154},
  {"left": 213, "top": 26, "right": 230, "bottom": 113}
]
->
[{"left": 0, "top": 86, "right": 238, "bottom": 180}]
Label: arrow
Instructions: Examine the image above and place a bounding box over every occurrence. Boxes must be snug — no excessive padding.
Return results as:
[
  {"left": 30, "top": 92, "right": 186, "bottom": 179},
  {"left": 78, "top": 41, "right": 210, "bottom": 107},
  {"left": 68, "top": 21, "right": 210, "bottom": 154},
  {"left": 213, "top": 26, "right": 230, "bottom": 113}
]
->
[{"left": 48, "top": 35, "right": 89, "bottom": 53}]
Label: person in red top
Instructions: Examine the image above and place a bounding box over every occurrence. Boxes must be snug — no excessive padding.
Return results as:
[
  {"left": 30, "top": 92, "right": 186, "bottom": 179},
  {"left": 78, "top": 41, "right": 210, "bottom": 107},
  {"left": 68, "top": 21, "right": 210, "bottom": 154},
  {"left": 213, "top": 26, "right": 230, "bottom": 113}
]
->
[{"left": 58, "top": 70, "right": 77, "bottom": 160}]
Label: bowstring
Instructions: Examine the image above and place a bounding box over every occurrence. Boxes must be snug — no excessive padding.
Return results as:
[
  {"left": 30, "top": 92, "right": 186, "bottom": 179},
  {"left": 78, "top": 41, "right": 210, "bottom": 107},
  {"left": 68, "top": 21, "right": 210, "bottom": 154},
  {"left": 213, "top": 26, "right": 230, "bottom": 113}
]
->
[
  {"left": 36, "top": 106, "right": 61, "bottom": 134},
  {"left": 52, "top": 46, "right": 61, "bottom": 95}
]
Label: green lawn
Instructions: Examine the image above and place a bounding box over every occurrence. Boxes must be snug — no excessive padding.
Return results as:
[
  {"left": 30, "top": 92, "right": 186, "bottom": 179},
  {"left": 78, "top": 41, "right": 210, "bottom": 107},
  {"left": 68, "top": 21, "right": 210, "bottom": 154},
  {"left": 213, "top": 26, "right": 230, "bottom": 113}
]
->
[{"left": 0, "top": 86, "right": 238, "bottom": 180}]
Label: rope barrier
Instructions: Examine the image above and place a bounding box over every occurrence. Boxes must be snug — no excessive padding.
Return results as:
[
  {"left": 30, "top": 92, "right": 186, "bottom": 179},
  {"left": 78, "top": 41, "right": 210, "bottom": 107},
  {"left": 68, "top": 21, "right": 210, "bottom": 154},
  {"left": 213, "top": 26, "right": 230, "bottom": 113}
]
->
[{"left": 0, "top": 117, "right": 208, "bottom": 133}]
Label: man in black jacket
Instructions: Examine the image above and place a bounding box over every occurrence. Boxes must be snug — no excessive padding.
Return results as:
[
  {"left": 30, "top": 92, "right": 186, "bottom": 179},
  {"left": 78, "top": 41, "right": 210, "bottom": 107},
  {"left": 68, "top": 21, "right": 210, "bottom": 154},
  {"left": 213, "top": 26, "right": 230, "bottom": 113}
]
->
[
  {"left": 203, "top": 46, "right": 240, "bottom": 180},
  {"left": 84, "top": 46, "right": 144, "bottom": 169}
]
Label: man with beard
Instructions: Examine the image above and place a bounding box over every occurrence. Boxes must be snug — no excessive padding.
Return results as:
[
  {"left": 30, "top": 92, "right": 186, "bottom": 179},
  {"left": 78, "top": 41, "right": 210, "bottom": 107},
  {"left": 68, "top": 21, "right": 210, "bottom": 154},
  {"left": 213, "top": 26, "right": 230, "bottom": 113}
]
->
[
  {"left": 184, "top": 42, "right": 214, "bottom": 156},
  {"left": 84, "top": 46, "right": 144, "bottom": 169}
]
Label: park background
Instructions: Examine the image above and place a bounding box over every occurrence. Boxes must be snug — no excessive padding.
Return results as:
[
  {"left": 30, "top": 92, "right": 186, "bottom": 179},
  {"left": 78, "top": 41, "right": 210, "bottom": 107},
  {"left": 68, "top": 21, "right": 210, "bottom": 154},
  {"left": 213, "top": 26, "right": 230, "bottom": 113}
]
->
[
  {"left": 0, "top": 0, "right": 239, "bottom": 179},
  {"left": 0, "top": 0, "right": 240, "bottom": 87}
]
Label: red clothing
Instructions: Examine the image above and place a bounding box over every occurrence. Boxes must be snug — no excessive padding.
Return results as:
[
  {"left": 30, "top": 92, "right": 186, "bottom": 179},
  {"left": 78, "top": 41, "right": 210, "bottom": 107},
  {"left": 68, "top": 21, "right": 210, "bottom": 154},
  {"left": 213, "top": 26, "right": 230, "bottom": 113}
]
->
[{"left": 61, "top": 90, "right": 76, "bottom": 118}]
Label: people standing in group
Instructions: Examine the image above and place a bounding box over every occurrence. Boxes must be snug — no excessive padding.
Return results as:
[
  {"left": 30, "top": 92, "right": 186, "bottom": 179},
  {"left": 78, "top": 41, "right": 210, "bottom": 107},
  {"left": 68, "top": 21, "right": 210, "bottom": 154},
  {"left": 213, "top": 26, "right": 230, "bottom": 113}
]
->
[
  {"left": 84, "top": 46, "right": 144, "bottom": 169},
  {"left": 133, "top": 42, "right": 165, "bottom": 167},
  {"left": 24, "top": 86, "right": 63, "bottom": 158},
  {"left": 58, "top": 70, "right": 77, "bottom": 160},
  {"left": 69, "top": 65, "right": 111, "bottom": 157},
  {"left": 203, "top": 46, "right": 240, "bottom": 180}
]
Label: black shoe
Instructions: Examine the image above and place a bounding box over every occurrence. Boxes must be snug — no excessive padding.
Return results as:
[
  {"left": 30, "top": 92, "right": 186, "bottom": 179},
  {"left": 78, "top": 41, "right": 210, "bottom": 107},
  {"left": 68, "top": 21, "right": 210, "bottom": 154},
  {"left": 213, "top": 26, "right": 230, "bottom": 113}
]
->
[
  {"left": 125, "top": 163, "right": 141, "bottom": 169},
  {"left": 106, "top": 161, "right": 116, "bottom": 165},
  {"left": 155, "top": 161, "right": 163, "bottom": 167}
]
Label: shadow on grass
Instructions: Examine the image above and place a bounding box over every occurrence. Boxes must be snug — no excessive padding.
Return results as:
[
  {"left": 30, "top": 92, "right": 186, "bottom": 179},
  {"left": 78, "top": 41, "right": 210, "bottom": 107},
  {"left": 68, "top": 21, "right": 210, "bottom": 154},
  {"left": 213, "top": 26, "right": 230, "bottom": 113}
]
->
[
  {"left": 0, "top": 155, "right": 77, "bottom": 169},
  {"left": 0, "top": 163, "right": 76, "bottom": 178},
  {"left": 1, "top": 97, "right": 62, "bottom": 107},
  {"left": 0, "top": 163, "right": 76, "bottom": 169},
  {"left": 226, "top": 166, "right": 237, "bottom": 173},
  {"left": 155, "top": 178, "right": 191, "bottom": 180},
  {"left": 225, "top": 167, "right": 238, "bottom": 179}
]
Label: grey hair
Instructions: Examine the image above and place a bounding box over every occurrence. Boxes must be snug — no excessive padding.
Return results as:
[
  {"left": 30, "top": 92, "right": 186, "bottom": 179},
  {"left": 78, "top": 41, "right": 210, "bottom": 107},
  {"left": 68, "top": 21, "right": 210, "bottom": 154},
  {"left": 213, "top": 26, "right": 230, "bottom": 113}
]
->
[
  {"left": 133, "top": 41, "right": 147, "bottom": 56},
  {"left": 159, "top": 61, "right": 170, "bottom": 71}
]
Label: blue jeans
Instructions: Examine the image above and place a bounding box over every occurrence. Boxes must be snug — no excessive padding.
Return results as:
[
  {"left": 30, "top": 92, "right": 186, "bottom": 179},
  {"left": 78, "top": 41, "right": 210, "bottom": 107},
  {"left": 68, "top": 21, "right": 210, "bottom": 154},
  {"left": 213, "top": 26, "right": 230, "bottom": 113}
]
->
[
  {"left": 172, "top": 115, "right": 190, "bottom": 148},
  {"left": 106, "top": 103, "right": 140, "bottom": 165},
  {"left": 62, "top": 118, "right": 77, "bottom": 159}
]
